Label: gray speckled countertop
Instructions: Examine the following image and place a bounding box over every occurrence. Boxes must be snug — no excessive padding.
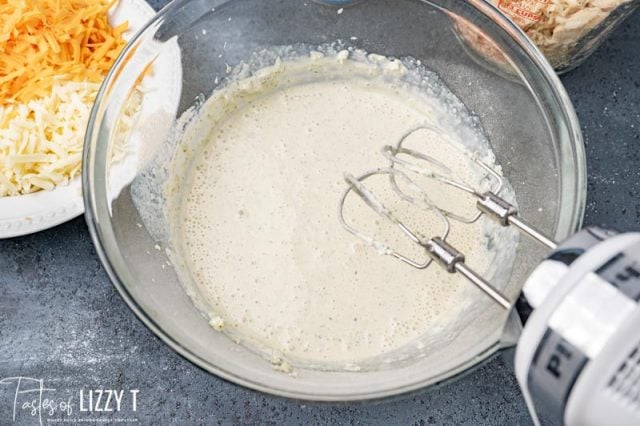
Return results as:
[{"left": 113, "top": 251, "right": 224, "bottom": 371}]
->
[{"left": 1, "top": 2, "right": 639, "bottom": 424}]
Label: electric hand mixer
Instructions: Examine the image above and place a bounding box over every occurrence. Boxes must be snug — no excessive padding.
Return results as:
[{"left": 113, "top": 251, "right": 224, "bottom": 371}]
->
[{"left": 338, "top": 126, "right": 640, "bottom": 426}]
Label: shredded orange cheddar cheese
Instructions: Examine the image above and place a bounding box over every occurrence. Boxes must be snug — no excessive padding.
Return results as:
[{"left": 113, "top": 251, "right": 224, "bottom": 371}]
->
[{"left": 0, "top": 0, "right": 128, "bottom": 106}]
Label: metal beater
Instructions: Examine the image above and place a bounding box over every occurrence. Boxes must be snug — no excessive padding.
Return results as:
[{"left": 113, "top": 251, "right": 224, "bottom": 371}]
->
[
  {"left": 340, "top": 126, "right": 640, "bottom": 426},
  {"left": 338, "top": 125, "right": 558, "bottom": 309}
]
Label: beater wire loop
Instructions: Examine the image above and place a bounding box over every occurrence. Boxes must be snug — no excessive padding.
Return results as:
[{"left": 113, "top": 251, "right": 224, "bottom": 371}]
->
[{"left": 338, "top": 167, "right": 450, "bottom": 270}]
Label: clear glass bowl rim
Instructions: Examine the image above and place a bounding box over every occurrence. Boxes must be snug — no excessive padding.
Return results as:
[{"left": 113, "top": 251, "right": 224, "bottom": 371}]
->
[{"left": 83, "top": 0, "right": 586, "bottom": 401}]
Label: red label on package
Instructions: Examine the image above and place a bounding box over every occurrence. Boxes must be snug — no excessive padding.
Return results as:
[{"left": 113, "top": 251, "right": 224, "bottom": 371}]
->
[{"left": 497, "top": 0, "right": 551, "bottom": 24}]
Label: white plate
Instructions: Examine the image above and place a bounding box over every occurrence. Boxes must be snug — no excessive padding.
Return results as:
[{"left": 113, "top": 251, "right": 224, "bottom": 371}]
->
[{"left": 0, "top": 0, "right": 156, "bottom": 239}]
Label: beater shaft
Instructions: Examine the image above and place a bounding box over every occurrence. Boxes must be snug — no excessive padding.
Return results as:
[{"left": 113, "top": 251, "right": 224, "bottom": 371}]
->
[
  {"left": 426, "top": 237, "right": 511, "bottom": 309},
  {"left": 507, "top": 216, "right": 557, "bottom": 250},
  {"left": 477, "top": 192, "right": 557, "bottom": 249}
]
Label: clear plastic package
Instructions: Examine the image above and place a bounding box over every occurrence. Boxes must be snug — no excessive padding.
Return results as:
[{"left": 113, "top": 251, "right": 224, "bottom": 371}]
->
[
  {"left": 456, "top": 0, "right": 640, "bottom": 74},
  {"left": 489, "top": 0, "right": 639, "bottom": 73}
]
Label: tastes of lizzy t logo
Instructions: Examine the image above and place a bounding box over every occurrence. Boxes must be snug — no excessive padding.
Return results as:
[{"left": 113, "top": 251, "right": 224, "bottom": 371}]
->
[{"left": 0, "top": 377, "right": 139, "bottom": 425}]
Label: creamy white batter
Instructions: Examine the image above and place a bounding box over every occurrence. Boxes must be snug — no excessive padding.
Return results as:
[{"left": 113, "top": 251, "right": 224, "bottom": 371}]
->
[{"left": 167, "top": 48, "right": 517, "bottom": 369}]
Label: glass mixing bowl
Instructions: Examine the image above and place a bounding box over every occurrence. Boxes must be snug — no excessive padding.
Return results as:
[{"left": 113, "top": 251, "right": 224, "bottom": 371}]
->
[{"left": 83, "top": 0, "right": 585, "bottom": 401}]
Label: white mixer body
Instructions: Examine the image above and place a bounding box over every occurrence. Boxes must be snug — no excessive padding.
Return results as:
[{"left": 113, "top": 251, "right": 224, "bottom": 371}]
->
[{"left": 515, "top": 229, "right": 640, "bottom": 426}]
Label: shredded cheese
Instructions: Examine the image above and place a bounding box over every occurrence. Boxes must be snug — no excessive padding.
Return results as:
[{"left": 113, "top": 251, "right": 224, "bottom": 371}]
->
[
  {"left": 0, "top": 0, "right": 136, "bottom": 196},
  {"left": 0, "top": 81, "right": 99, "bottom": 196},
  {"left": 0, "top": 0, "right": 128, "bottom": 106}
]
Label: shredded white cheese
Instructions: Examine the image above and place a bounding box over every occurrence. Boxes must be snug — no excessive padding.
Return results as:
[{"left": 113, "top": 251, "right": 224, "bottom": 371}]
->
[
  {"left": 0, "top": 81, "right": 99, "bottom": 196},
  {"left": 208, "top": 316, "right": 225, "bottom": 331},
  {"left": 0, "top": 80, "right": 143, "bottom": 197}
]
